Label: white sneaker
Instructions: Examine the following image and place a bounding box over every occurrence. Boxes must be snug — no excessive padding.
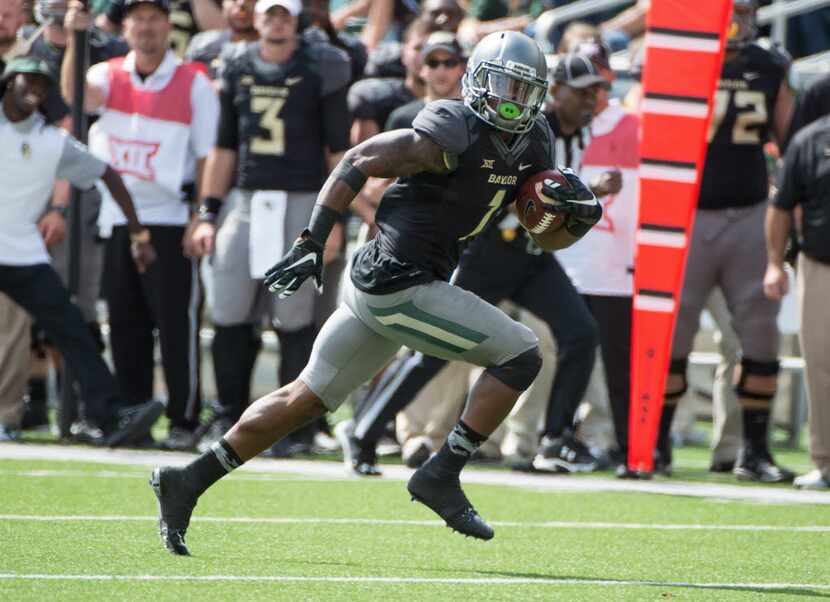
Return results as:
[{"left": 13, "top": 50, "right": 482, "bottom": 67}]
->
[
  {"left": 334, "top": 419, "right": 357, "bottom": 470},
  {"left": 794, "top": 469, "right": 830, "bottom": 490}
]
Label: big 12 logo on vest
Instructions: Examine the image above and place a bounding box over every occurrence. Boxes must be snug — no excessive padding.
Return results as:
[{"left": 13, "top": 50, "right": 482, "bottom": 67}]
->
[{"left": 108, "top": 136, "right": 161, "bottom": 181}]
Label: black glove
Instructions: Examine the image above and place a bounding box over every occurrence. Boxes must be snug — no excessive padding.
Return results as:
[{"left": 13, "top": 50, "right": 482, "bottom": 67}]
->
[
  {"left": 264, "top": 230, "right": 324, "bottom": 298},
  {"left": 541, "top": 167, "right": 603, "bottom": 237}
]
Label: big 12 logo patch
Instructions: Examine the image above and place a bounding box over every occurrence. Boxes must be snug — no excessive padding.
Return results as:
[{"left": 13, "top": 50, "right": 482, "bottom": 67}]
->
[{"left": 108, "top": 136, "right": 161, "bottom": 181}]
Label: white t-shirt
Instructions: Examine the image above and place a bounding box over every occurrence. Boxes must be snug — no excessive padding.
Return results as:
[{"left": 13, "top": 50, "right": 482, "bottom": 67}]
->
[{"left": 0, "top": 108, "right": 106, "bottom": 266}]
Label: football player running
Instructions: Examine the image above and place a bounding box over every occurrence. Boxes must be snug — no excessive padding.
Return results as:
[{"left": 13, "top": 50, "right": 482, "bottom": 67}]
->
[
  {"left": 658, "top": 0, "right": 795, "bottom": 481},
  {"left": 151, "top": 31, "right": 602, "bottom": 555}
]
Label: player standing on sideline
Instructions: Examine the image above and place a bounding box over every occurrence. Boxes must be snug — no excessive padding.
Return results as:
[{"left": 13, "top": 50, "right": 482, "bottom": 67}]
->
[
  {"left": 151, "top": 31, "right": 602, "bottom": 555},
  {"left": 184, "top": 0, "right": 351, "bottom": 453},
  {"left": 659, "top": 0, "right": 795, "bottom": 480}
]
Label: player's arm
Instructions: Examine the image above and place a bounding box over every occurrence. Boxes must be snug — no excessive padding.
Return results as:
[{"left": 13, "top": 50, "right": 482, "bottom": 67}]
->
[
  {"left": 318, "top": 129, "right": 447, "bottom": 217},
  {"left": 264, "top": 129, "right": 447, "bottom": 297},
  {"left": 61, "top": 1, "right": 108, "bottom": 113},
  {"left": 191, "top": 0, "right": 226, "bottom": 32},
  {"left": 772, "top": 79, "right": 794, "bottom": 146},
  {"left": 764, "top": 135, "right": 802, "bottom": 300},
  {"left": 187, "top": 68, "right": 238, "bottom": 256}
]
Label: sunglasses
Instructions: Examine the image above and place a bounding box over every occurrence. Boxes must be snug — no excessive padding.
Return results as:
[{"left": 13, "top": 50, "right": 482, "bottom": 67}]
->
[{"left": 425, "top": 58, "right": 460, "bottom": 69}]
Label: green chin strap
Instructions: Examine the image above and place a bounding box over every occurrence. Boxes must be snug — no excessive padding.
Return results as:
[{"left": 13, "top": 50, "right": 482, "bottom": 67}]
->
[{"left": 497, "top": 101, "right": 521, "bottom": 120}]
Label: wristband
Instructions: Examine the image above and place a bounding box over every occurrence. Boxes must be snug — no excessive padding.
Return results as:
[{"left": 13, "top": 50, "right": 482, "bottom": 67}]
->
[
  {"left": 331, "top": 159, "right": 367, "bottom": 193},
  {"left": 307, "top": 204, "right": 340, "bottom": 244},
  {"left": 197, "top": 196, "right": 223, "bottom": 223},
  {"left": 46, "top": 205, "right": 68, "bottom": 218}
]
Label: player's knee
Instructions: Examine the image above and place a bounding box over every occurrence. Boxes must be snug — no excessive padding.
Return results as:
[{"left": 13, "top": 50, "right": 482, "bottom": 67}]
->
[
  {"left": 734, "top": 357, "right": 779, "bottom": 406},
  {"left": 486, "top": 346, "right": 543, "bottom": 392},
  {"left": 664, "top": 358, "right": 688, "bottom": 405}
]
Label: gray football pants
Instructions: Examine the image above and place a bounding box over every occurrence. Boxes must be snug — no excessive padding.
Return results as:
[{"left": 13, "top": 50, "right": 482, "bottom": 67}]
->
[
  {"left": 301, "top": 278, "right": 539, "bottom": 411},
  {"left": 211, "top": 189, "right": 317, "bottom": 331},
  {"left": 672, "top": 203, "right": 780, "bottom": 363}
]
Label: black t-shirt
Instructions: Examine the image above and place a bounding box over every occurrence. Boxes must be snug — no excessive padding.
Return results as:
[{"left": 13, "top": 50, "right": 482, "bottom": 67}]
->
[
  {"left": 698, "top": 42, "right": 789, "bottom": 210},
  {"left": 347, "top": 77, "right": 416, "bottom": 131},
  {"left": 24, "top": 27, "right": 129, "bottom": 124},
  {"left": 216, "top": 41, "right": 351, "bottom": 192},
  {"left": 774, "top": 114, "right": 830, "bottom": 263},
  {"left": 350, "top": 99, "right": 556, "bottom": 294},
  {"left": 787, "top": 72, "right": 830, "bottom": 146},
  {"left": 385, "top": 98, "right": 425, "bottom": 131}
]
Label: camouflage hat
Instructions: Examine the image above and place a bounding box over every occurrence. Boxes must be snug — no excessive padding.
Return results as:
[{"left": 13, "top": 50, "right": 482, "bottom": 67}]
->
[{"left": 2, "top": 56, "right": 54, "bottom": 84}]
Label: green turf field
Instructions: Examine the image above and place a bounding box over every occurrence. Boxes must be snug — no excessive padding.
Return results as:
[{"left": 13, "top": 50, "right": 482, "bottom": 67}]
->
[{"left": 2, "top": 448, "right": 830, "bottom": 601}]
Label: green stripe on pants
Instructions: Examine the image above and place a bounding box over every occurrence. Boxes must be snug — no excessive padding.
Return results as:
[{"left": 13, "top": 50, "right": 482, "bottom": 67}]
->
[{"left": 369, "top": 301, "right": 488, "bottom": 353}]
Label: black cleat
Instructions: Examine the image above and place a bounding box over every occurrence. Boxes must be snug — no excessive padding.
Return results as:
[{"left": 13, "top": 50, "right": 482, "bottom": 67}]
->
[
  {"left": 407, "top": 465, "right": 494, "bottom": 541},
  {"left": 149, "top": 467, "right": 197, "bottom": 556},
  {"left": 335, "top": 420, "right": 382, "bottom": 477},
  {"left": 734, "top": 448, "right": 795, "bottom": 483}
]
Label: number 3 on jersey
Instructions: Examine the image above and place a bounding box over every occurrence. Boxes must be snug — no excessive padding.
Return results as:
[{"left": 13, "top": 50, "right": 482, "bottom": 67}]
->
[{"left": 251, "top": 95, "right": 287, "bottom": 156}]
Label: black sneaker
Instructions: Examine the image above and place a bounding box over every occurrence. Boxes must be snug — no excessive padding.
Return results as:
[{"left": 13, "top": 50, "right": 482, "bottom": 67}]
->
[
  {"left": 197, "top": 418, "right": 234, "bottom": 453},
  {"left": 149, "top": 467, "right": 197, "bottom": 556},
  {"left": 407, "top": 463, "right": 494, "bottom": 541},
  {"left": 335, "top": 420, "right": 382, "bottom": 477},
  {"left": 532, "top": 432, "right": 598, "bottom": 473},
  {"left": 21, "top": 396, "right": 50, "bottom": 431},
  {"left": 159, "top": 427, "right": 197, "bottom": 451},
  {"left": 709, "top": 459, "right": 736, "bottom": 473},
  {"left": 734, "top": 448, "right": 795, "bottom": 483},
  {"left": 105, "top": 400, "right": 164, "bottom": 448}
]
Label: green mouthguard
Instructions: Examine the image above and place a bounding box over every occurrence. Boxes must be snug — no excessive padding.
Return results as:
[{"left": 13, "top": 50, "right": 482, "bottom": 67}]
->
[{"left": 497, "top": 102, "right": 521, "bottom": 120}]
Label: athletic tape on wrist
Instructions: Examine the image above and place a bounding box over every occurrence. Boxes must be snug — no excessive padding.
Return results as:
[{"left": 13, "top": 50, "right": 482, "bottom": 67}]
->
[{"left": 307, "top": 204, "right": 340, "bottom": 244}]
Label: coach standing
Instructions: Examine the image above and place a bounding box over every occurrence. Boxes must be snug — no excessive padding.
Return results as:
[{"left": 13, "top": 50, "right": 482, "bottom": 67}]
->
[
  {"left": 765, "top": 115, "right": 830, "bottom": 491},
  {"left": 62, "top": 0, "right": 220, "bottom": 451}
]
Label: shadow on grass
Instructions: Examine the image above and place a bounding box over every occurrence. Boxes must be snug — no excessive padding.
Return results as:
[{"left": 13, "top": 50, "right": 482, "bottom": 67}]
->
[{"left": 477, "top": 569, "right": 830, "bottom": 598}]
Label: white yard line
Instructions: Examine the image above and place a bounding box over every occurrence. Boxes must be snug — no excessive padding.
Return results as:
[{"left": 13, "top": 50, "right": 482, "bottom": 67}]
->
[
  {"left": 2, "top": 514, "right": 829, "bottom": 532},
  {"left": 2, "top": 442, "right": 830, "bottom": 505},
  {"left": 0, "top": 573, "right": 828, "bottom": 591}
]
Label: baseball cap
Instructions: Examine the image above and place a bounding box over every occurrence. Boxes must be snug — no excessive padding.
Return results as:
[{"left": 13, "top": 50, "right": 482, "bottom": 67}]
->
[
  {"left": 571, "top": 39, "right": 611, "bottom": 72},
  {"left": 2, "top": 56, "right": 54, "bottom": 84},
  {"left": 124, "top": 0, "right": 171, "bottom": 15},
  {"left": 255, "top": 0, "right": 302, "bottom": 16},
  {"left": 553, "top": 53, "right": 610, "bottom": 89},
  {"left": 420, "top": 31, "right": 463, "bottom": 60}
]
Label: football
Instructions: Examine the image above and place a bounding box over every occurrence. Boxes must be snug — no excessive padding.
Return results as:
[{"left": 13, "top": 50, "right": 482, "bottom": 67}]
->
[{"left": 515, "top": 169, "right": 569, "bottom": 235}]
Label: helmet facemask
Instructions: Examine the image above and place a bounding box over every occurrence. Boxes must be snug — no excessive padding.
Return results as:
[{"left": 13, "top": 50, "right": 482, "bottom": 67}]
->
[
  {"left": 726, "top": 0, "right": 758, "bottom": 50},
  {"left": 463, "top": 59, "right": 547, "bottom": 135}
]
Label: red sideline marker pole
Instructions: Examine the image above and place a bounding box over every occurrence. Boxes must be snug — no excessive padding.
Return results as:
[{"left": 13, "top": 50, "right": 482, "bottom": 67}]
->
[{"left": 628, "top": 0, "right": 734, "bottom": 473}]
